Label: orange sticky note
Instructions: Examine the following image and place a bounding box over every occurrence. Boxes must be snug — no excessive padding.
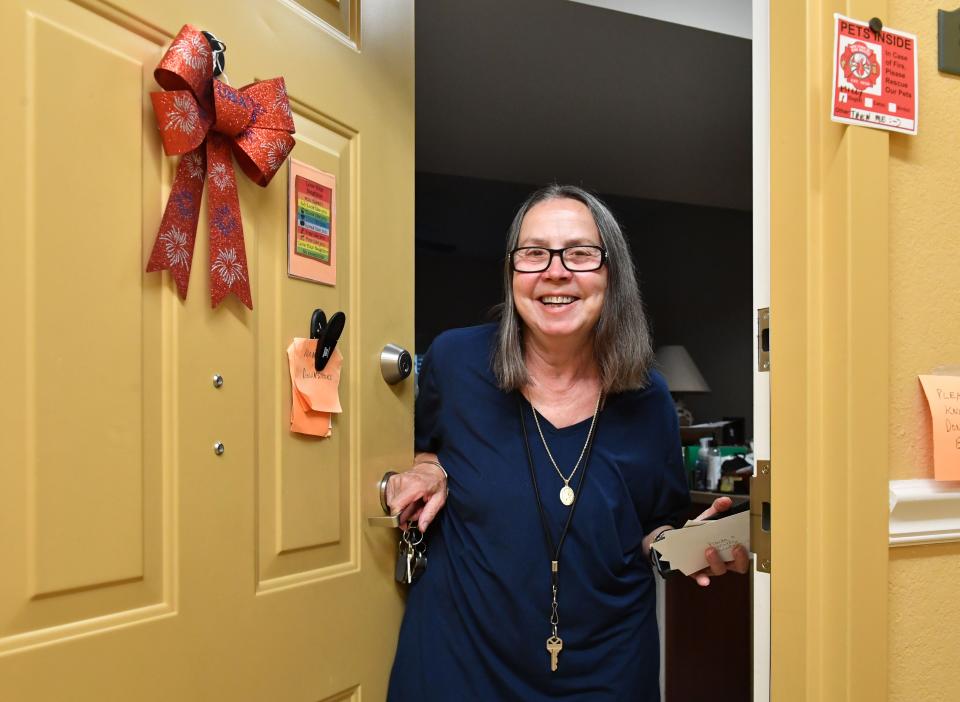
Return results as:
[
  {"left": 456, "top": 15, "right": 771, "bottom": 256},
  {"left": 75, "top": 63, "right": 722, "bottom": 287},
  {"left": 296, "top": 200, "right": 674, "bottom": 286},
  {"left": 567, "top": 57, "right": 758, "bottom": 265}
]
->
[
  {"left": 290, "top": 397, "right": 332, "bottom": 437},
  {"left": 291, "top": 339, "right": 343, "bottom": 413},
  {"left": 918, "top": 375, "right": 960, "bottom": 481},
  {"left": 287, "top": 338, "right": 343, "bottom": 437}
]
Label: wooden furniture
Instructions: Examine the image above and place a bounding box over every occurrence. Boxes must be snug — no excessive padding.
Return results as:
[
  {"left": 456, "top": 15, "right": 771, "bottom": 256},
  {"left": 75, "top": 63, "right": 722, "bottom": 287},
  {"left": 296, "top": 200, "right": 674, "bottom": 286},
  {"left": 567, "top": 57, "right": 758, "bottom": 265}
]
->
[{"left": 663, "top": 492, "right": 752, "bottom": 701}]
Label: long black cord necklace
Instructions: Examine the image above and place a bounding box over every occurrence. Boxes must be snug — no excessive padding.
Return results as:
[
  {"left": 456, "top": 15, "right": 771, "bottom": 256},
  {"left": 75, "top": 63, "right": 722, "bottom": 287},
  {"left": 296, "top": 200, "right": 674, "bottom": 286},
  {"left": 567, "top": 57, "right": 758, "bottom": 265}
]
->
[{"left": 517, "top": 393, "right": 602, "bottom": 673}]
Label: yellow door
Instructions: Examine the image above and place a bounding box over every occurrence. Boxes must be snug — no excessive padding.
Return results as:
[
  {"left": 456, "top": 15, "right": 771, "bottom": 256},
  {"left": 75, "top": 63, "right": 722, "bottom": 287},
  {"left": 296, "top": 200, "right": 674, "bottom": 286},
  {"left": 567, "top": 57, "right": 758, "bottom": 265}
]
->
[{"left": 0, "top": 1, "right": 413, "bottom": 699}]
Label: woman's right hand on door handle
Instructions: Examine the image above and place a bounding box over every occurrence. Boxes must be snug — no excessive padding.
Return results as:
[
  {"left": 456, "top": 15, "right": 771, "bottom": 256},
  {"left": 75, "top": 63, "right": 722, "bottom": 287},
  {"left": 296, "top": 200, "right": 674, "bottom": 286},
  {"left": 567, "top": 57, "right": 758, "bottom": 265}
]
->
[{"left": 384, "top": 453, "right": 447, "bottom": 532}]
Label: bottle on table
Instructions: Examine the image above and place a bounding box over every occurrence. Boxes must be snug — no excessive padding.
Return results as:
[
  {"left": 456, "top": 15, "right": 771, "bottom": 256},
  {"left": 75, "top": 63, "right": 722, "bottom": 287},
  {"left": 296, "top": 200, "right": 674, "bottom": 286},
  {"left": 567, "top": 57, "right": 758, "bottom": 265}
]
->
[
  {"left": 694, "top": 437, "right": 711, "bottom": 490},
  {"left": 706, "top": 439, "right": 723, "bottom": 491}
]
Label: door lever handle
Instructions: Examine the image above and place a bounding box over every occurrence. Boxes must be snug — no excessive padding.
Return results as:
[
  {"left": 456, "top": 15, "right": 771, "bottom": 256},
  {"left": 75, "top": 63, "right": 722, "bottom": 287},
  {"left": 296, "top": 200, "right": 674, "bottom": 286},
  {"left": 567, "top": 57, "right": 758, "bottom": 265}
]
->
[{"left": 367, "top": 471, "right": 400, "bottom": 527}]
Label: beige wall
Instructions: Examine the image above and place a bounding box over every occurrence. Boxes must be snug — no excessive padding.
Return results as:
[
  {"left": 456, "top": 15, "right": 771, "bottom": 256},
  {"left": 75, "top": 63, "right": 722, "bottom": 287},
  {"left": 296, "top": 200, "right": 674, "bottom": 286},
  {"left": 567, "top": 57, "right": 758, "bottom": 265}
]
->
[
  {"left": 888, "top": 2, "right": 960, "bottom": 700},
  {"left": 889, "top": 543, "right": 960, "bottom": 700}
]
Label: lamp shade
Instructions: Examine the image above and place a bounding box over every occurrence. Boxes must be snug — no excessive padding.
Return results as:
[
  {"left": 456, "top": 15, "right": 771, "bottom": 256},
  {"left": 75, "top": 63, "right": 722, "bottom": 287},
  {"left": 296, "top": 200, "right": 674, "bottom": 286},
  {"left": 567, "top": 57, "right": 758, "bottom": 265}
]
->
[{"left": 654, "top": 345, "right": 710, "bottom": 393}]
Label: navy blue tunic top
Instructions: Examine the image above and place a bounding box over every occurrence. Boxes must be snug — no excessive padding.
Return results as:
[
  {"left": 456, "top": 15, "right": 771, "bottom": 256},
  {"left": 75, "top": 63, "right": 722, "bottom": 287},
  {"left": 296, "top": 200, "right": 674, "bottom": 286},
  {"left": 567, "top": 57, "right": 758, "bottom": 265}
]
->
[{"left": 388, "top": 325, "right": 689, "bottom": 701}]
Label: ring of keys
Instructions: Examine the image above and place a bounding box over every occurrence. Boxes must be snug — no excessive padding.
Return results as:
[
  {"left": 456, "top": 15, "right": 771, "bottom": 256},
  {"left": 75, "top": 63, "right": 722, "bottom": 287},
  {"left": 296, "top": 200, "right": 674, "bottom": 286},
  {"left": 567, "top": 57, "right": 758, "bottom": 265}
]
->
[{"left": 395, "top": 522, "right": 427, "bottom": 585}]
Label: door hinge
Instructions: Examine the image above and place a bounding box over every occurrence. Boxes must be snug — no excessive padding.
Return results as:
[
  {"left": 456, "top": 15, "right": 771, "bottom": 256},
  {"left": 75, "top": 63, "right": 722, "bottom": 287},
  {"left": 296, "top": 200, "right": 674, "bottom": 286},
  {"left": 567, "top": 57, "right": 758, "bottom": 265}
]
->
[
  {"left": 750, "top": 460, "right": 771, "bottom": 573},
  {"left": 757, "top": 308, "right": 770, "bottom": 372}
]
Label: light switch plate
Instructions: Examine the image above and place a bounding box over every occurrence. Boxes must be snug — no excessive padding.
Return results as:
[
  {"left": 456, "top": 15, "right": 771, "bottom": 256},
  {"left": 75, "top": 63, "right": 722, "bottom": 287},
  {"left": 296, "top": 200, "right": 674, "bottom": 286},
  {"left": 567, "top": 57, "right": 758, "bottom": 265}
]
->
[{"left": 938, "top": 8, "right": 960, "bottom": 75}]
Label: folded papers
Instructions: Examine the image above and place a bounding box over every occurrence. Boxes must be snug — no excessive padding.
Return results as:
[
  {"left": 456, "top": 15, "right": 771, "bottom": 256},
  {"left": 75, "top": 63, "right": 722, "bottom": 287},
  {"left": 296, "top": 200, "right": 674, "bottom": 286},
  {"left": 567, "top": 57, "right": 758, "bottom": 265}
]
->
[{"left": 651, "top": 511, "right": 750, "bottom": 575}]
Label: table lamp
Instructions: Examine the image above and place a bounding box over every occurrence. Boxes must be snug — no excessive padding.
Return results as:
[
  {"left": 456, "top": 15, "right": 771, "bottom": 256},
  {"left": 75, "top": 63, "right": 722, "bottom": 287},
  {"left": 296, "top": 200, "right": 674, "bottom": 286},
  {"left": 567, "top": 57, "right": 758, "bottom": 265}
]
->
[{"left": 654, "top": 345, "right": 710, "bottom": 425}]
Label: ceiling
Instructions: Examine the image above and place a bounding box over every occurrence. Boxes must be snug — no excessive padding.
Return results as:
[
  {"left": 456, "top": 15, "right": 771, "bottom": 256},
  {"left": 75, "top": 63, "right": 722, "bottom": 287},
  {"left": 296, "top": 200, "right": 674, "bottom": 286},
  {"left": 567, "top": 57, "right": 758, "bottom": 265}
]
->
[
  {"left": 415, "top": 0, "right": 753, "bottom": 211},
  {"left": 569, "top": 0, "right": 752, "bottom": 39}
]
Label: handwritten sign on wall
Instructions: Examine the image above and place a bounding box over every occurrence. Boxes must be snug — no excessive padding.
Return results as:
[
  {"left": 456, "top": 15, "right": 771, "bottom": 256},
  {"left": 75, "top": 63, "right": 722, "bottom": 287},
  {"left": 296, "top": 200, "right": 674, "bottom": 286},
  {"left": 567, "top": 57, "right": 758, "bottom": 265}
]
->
[{"left": 919, "top": 375, "right": 960, "bottom": 480}]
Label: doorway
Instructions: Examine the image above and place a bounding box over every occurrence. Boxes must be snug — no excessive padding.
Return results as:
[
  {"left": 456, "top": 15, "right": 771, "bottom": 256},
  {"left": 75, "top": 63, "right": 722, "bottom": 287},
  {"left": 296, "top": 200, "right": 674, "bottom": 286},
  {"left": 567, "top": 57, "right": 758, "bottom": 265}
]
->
[{"left": 413, "top": 1, "right": 756, "bottom": 700}]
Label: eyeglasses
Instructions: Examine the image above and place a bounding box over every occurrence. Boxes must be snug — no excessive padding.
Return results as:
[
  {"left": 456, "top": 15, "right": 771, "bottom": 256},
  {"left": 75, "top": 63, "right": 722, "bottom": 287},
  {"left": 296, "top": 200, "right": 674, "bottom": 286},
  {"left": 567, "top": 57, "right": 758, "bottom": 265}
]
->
[{"left": 509, "top": 245, "right": 607, "bottom": 273}]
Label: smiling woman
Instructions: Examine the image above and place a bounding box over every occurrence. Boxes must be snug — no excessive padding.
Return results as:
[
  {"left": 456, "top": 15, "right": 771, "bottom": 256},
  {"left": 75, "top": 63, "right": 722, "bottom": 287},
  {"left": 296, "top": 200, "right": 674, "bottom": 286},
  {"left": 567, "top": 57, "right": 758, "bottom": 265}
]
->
[
  {"left": 512, "top": 199, "right": 609, "bottom": 349},
  {"left": 385, "top": 184, "right": 748, "bottom": 702},
  {"left": 495, "top": 185, "right": 653, "bottom": 397}
]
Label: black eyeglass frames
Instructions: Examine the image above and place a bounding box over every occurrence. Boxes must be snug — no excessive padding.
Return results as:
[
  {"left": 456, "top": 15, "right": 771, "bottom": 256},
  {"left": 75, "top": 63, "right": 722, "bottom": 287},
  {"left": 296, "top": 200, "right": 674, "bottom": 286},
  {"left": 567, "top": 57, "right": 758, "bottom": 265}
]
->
[{"left": 509, "top": 245, "right": 606, "bottom": 273}]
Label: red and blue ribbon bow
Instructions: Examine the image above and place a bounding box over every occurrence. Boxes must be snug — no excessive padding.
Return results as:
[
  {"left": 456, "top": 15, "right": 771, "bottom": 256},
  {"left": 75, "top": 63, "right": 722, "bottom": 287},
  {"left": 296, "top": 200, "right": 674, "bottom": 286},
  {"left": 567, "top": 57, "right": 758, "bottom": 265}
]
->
[{"left": 146, "top": 24, "right": 296, "bottom": 309}]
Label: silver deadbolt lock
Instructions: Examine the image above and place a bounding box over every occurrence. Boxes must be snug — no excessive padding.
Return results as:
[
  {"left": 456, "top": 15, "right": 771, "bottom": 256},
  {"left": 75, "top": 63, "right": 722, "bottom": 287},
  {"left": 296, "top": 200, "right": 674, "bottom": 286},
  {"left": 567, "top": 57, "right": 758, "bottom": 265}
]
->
[{"left": 380, "top": 344, "right": 413, "bottom": 385}]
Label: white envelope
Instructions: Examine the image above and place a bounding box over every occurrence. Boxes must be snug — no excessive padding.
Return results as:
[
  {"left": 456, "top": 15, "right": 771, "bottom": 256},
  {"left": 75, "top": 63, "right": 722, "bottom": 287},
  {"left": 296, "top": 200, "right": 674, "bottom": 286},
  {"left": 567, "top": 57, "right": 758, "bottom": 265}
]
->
[{"left": 651, "top": 511, "right": 750, "bottom": 575}]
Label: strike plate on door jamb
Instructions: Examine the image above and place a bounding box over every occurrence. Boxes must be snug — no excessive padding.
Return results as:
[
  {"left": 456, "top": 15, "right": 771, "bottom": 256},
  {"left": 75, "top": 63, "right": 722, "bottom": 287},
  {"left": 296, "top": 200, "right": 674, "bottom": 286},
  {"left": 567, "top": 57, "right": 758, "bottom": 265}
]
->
[
  {"left": 750, "top": 460, "right": 771, "bottom": 573},
  {"left": 758, "top": 308, "right": 770, "bottom": 372}
]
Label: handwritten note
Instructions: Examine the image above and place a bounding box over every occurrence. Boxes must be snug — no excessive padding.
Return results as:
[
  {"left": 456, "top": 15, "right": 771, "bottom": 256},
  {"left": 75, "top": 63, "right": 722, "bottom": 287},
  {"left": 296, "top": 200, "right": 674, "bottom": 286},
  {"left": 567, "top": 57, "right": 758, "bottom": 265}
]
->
[
  {"left": 919, "top": 375, "right": 960, "bottom": 480},
  {"left": 287, "top": 338, "right": 343, "bottom": 437}
]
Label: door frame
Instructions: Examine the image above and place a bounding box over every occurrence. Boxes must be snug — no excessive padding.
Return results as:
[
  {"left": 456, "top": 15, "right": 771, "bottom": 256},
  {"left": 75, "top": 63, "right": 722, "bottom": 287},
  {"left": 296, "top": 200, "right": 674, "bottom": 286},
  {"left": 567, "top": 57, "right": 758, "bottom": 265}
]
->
[
  {"left": 769, "top": 2, "right": 889, "bottom": 700},
  {"left": 658, "top": 5, "right": 774, "bottom": 698},
  {"left": 751, "top": 1, "right": 770, "bottom": 701}
]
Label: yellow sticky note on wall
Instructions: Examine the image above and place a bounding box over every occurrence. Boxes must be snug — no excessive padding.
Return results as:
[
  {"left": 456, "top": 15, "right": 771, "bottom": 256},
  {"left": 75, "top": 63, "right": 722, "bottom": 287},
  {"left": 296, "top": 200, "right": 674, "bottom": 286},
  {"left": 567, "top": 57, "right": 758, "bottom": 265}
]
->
[{"left": 918, "top": 375, "right": 960, "bottom": 481}]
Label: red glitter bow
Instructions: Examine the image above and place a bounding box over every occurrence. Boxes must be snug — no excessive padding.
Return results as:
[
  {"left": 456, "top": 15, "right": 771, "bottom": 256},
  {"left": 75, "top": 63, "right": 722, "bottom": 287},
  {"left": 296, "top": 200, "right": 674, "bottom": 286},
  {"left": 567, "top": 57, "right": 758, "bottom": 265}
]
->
[{"left": 146, "top": 25, "right": 295, "bottom": 309}]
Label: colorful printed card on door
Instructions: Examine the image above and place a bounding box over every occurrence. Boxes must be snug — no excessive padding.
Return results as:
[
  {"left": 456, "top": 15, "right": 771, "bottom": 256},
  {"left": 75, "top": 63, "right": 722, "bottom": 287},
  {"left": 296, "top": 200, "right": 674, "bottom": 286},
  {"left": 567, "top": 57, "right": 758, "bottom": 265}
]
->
[
  {"left": 296, "top": 177, "right": 331, "bottom": 262},
  {"left": 288, "top": 159, "right": 337, "bottom": 286},
  {"left": 830, "top": 15, "right": 918, "bottom": 135}
]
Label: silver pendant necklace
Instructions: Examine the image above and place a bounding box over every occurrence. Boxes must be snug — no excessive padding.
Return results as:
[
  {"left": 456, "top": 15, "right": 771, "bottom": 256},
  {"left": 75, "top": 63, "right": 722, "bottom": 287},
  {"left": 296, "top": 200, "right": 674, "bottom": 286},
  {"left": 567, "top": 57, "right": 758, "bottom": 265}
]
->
[{"left": 531, "top": 391, "right": 603, "bottom": 506}]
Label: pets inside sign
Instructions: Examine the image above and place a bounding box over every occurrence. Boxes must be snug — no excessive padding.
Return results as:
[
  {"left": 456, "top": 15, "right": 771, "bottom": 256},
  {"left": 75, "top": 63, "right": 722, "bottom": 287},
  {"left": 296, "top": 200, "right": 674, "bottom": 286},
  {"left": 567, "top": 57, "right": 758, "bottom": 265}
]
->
[{"left": 831, "top": 14, "right": 918, "bottom": 135}]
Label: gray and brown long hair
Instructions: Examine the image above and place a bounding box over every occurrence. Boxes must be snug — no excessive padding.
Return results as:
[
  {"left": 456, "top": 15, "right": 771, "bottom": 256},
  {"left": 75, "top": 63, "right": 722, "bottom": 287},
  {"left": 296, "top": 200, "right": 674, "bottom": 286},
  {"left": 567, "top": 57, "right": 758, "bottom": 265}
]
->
[{"left": 493, "top": 184, "right": 654, "bottom": 395}]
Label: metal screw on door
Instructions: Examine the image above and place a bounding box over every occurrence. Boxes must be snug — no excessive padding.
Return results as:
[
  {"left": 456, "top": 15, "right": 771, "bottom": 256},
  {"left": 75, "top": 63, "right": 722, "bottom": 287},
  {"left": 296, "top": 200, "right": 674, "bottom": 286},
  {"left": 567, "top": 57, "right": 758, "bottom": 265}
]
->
[{"left": 214, "top": 441, "right": 225, "bottom": 456}]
